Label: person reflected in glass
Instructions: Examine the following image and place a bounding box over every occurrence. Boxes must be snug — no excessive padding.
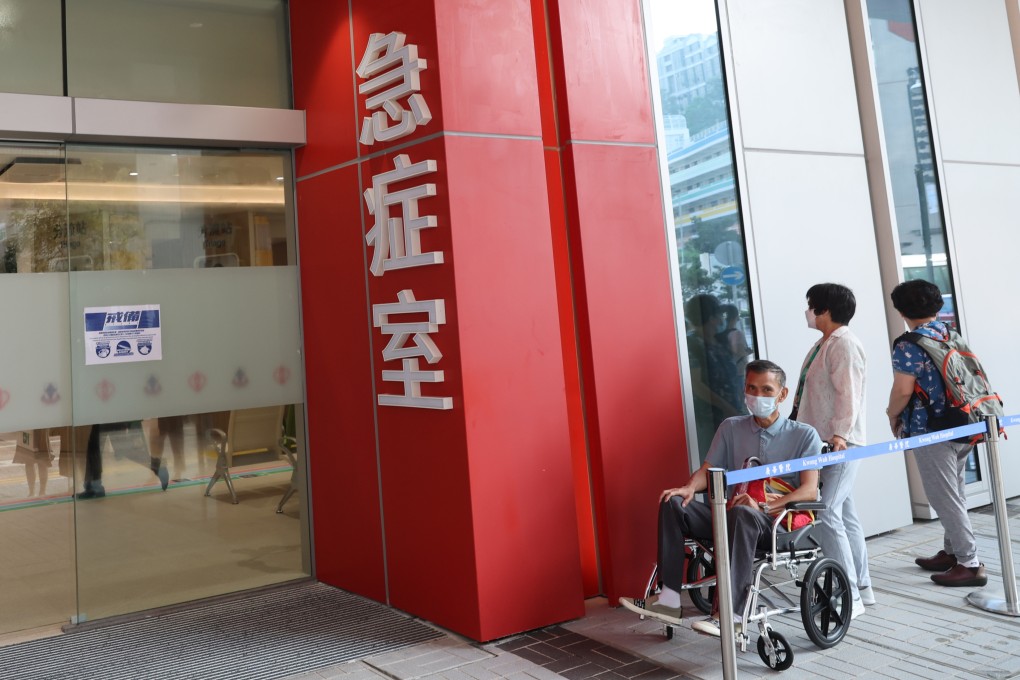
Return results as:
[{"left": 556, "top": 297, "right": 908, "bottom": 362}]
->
[
  {"left": 686, "top": 294, "right": 743, "bottom": 461},
  {"left": 13, "top": 429, "right": 53, "bottom": 497},
  {"left": 790, "top": 283, "right": 873, "bottom": 617},
  {"left": 77, "top": 421, "right": 170, "bottom": 499},
  {"left": 148, "top": 416, "right": 186, "bottom": 482},
  {"left": 717, "top": 303, "right": 754, "bottom": 379}
]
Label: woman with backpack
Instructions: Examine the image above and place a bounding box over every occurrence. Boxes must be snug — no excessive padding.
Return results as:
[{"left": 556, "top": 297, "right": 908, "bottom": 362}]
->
[{"left": 886, "top": 279, "right": 988, "bottom": 588}]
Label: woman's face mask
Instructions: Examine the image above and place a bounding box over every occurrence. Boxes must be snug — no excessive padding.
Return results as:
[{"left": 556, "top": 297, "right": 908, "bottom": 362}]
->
[
  {"left": 745, "top": 394, "right": 777, "bottom": 419},
  {"left": 805, "top": 307, "right": 818, "bottom": 330}
]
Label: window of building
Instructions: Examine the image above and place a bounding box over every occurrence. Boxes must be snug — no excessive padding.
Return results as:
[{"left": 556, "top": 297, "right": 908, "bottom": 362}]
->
[
  {"left": 0, "top": 0, "right": 290, "bottom": 108},
  {"left": 865, "top": 0, "right": 974, "bottom": 482},
  {"left": 647, "top": 0, "right": 756, "bottom": 466}
]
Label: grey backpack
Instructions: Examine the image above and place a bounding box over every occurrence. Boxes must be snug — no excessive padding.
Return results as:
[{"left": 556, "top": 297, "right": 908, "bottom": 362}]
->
[{"left": 898, "top": 330, "right": 1004, "bottom": 443}]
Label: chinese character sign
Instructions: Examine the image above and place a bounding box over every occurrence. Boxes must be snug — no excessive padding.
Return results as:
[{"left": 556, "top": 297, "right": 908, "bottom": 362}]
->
[
  {"left": 358, "top": 31, "right": 452, "bottom": 410},
  {"left": 83, "top": 304, "right": 162, "bottom": 365},
  {"left": 372, "top": 290, "right": 452, "bottom": 410},
  {"left": 364, "top": 154, "right": 443, "bottom": 276},
  {"left": 357, "top": 32, "right": 432, "bottom": 146}
]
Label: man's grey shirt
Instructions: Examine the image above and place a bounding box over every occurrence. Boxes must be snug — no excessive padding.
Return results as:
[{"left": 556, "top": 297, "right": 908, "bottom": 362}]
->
[{"left": 705, "top": 415, "right": 823, "bottom": 487}]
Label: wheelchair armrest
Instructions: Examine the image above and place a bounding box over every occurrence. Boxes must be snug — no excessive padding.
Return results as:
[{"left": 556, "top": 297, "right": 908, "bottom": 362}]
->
[{"left": 786, "top": 501, "right": 826, "bottom": 512}]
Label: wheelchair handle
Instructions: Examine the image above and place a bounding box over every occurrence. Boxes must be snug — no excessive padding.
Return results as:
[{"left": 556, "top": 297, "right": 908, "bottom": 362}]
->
[{"left": 787, "top": 501, "right": 826, "bottom": 512}]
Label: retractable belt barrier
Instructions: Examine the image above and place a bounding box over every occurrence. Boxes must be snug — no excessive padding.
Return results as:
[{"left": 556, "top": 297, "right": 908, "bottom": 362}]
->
[
  {"left": 724, "top": 420, "right": 996, "bottom": 487},
  {"left": 708, "top": 414, "right": 1019, "bottom": 679}
]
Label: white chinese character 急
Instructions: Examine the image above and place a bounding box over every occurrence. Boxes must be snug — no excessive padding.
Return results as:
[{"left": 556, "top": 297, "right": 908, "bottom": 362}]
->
[
  {"left": 357, "top": 32, "right": 432, "bottom": 145},
  {"left": 373, "top": 289, "right": 452, "bottom": 410}
]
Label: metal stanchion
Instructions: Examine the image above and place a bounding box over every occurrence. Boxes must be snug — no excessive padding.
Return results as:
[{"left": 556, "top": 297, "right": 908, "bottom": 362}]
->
[
  {"left": 966, "top": 414, "right": 1020, "bottom": 616},
  {"left": 708, "top": 468, "right": 739, "bottom": 679}
]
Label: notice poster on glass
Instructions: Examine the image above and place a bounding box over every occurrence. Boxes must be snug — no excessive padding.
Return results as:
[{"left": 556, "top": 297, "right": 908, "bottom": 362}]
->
[{"left": 84, "top": 305, "right": 162, "bottom": 365}]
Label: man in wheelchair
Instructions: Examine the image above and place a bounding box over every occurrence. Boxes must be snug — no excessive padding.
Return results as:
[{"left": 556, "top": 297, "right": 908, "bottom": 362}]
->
[{"left": 620, "top": 359, "right": 823, "bottom": 636}]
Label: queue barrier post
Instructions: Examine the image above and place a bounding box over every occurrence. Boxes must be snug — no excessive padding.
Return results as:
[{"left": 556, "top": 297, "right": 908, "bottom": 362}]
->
[
  {"left": 966, "top": 414, "right": 1020, "bottom": 616},
  {"left": 708, "top": 468, "right": 739, "bottom": 679}
]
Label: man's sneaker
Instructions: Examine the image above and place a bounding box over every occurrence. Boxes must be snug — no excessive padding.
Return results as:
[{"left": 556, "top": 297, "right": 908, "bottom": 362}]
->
[
  {"left": 858, "top": 586, "right": 876, "bottom": 606},
  {"left": 851, "top": 599, "right": 865, "bottom": 620},
  {"left": 691, "top": 616, "right": 743, "bottom": 638},
  {"left": 619, "top": 596, "right": 683, "bottom": 625}
]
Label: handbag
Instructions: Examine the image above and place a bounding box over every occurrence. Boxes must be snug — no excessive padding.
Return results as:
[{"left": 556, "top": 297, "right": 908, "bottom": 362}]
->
[{"left": 745, "top": 476, "right": 814, "bottom": 530}]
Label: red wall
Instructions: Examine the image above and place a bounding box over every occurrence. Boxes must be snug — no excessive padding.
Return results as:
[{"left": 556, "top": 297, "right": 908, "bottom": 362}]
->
[{"left": 290, "top": 0, "right": 688, "bottom": 640}]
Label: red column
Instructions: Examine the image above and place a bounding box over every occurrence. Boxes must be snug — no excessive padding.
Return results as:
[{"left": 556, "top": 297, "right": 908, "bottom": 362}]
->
[
  {"left": 542, "top": 0, "right": 690, "bottom": 604},
  {"left": 291, "top": 0, "right": 586, "bottom": 641}
]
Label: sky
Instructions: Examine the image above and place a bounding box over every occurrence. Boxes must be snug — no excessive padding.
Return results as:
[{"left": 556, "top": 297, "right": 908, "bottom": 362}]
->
[{"left": 646, "top": 0, "right": 720, "bottom": 53}]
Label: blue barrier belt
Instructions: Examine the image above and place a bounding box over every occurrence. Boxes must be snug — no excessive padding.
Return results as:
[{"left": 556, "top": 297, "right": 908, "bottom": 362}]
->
[{"left": 724, "top": 418, "right": 1008, "bottom": 486}]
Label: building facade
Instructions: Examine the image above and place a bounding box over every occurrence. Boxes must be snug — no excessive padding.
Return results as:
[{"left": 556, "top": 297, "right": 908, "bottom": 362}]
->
[{"left": 0, "top": 0, "right": 1017, "bottom": 644}]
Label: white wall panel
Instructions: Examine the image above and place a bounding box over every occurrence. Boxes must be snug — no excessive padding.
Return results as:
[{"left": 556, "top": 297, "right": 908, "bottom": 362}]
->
[
  {"left": 940, "top": 161, "right": 1019, "bottom": 496},
  {"left": 916, "top": 0, "right": 1020, "bottom": 164},
  {"left": 724, "top": 0, "right": 863, "bottom": 154},
  {"left": 743, "top": 150, "right": 913, "bottom": 536}
]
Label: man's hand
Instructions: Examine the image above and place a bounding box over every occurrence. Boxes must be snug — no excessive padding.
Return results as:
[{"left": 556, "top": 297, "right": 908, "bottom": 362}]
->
[
  {"left": 661, "top": 486, "right": 695, "bottom": 506},
  {"left": 729, "top": 493, "right": 758, "bottom": 509},
  {"left": 829, "top": 435, "right": 848, "bottom": 451}
]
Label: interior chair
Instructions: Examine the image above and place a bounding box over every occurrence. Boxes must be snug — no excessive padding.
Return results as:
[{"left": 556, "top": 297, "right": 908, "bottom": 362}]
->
[{"left": 205, "top": 405, "right": 286, "bottom": 504}]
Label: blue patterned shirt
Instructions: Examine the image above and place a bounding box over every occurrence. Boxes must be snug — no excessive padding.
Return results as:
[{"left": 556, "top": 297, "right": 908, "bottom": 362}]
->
[{"left": 891, "top": 321, "right": 950, "bottom": 436}]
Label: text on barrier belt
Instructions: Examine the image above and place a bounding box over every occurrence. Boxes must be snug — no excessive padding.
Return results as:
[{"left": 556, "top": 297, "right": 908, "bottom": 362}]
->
[{"left": 723, "top": 417, "right": 1013, "bottom": 486}]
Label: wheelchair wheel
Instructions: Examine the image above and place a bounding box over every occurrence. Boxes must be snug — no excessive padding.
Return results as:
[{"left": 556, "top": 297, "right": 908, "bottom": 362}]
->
[
  {"left": 756, "top": 630, "right": 793, "bottom": 671},
  {"left": 800, "top": 557, "right": 852, "bottom": 649},
  {"left": 685, "top": 547, "right": 716, "bottom": 616}
]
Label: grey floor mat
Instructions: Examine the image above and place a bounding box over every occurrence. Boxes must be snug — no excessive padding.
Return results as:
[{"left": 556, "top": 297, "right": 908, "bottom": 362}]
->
[{"left": 0, "top": 581, "right": 443, "bottom": 680}]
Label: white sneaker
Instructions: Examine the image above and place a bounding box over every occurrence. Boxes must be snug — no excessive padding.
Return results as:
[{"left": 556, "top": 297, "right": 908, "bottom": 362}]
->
[
  {"left": 619, "top": 595, "right": 683, "bottom": 625},
  {"left": 851, "top": 598, "right": 865, "bottom": 620},
  {"left": 858, "top": 586, "right": 876, "bottom": 606}
]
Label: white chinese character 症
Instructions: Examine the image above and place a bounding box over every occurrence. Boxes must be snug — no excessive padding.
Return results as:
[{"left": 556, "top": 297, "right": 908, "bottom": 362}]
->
[
  {"left": 364, "top": 154, "right": 443, "bottom": 276},
  {"left": 357, "top": 32, "right": 432, "bottom": 145},
  {"left": 372, "top": 289, "right": 452, "bottom": 410}
]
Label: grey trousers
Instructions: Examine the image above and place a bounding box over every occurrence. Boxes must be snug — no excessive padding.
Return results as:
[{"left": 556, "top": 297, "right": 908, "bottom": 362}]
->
[
  {"left": 914, "top": 439, "right": 977, "bottom": 563},
  {"left": 815, "top": 458, "right": 872, "bottom": 601},
  {"left": 658, "top": 497, "right": 777, "bottom": 616}
]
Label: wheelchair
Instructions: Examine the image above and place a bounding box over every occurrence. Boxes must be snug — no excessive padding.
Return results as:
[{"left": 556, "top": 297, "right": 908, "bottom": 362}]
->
[{"left": 640, "top": 502, "right": 853, "bottom": 671}]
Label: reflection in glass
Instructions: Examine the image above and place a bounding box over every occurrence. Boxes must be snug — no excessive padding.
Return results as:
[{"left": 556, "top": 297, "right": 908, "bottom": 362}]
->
[
  {"left": 0, "top": 141, "right": 307, "bottom": 632},
  {"left": 74, "top": 408, "right": 308, "bottom": 621},
  {"left": 66, "top": 0, "right": 290, "bottom": 108},
  {"left": 866, "top": 1, "right": 979, "bottom": 481},
  {"left": 0, "top": 0, "right": 63, "bottom": 96},
  {"left": 865, "top": 0, "right": 958, "bottom": 327},
  {"left": 63, "top": 147, "right": 292, "bottom": 271},
  {"left": 648, "top": 0, "right": 756, "bottom": 463}
]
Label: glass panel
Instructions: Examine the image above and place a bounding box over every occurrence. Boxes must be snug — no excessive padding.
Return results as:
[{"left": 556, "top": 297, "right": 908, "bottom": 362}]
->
[
  {"left": 65, "top": 0, "right": 290, "bottom": 108},
  {"left": 866, "top": 1, "right": 979, "bottom": 484},
  {"left": 65, "top": 145, "right": 308, "bottom": 621},
  {"left": 0, "top": 0, "right": 64, "bottom": 96},
  {"left": 647, "top": 0, "right": 756, "bottom": 465},
  {"left": 866, "top": 0, "right": 959, "bottom": 329},
  {"left": 0, "top": 143, "right": 77, "bottom": 634}
]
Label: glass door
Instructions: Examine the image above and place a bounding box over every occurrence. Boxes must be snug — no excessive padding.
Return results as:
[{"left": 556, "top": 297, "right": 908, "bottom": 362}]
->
[
  {"left": 0, "top": 142, "right": 311, "bottom": 634},
  {"left": 65, "top": 145, "right": 310, "bottom": 622},
  {"left": 0, "top": 143, "right": 78, "bottom": 633}
]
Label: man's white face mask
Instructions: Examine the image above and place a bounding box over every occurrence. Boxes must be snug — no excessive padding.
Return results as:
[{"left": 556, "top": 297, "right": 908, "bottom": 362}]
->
[
  {"left": 745, "top": 394, "right": 777, "bottom": 419},
  {"left": 805, "top": 307, "right": 818, "bottom": 330}
]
